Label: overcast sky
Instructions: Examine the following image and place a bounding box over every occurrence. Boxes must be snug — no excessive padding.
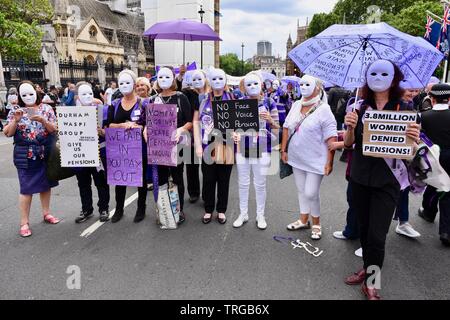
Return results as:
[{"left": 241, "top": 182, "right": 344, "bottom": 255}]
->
[{"left": 220, "top": 0, "right": 339, "bottom": 59}]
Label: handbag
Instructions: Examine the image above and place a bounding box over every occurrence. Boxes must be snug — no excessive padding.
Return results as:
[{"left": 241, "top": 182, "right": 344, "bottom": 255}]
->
[
  {"left": 46, "top": 139, "right": 76, "bottom": 181},
  {"left": 156, "top": 182, "right": 181, "bottom": 230},
  {"left": 280, "top": 103, "right": 321, "bottom": 179}
]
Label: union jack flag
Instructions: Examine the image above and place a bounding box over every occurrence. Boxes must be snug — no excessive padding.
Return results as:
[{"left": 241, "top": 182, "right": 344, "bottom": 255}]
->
[
  {"left": 443, "top": 6, "right": 450, "bottom": 33},
  {"left": 425, "top": 16, "right": 434, "bottom": 39}
]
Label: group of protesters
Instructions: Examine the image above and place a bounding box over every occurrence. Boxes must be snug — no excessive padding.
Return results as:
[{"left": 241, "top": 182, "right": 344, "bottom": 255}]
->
[{"left": 2, "top": 57, "right": 450, "bottom": 300}]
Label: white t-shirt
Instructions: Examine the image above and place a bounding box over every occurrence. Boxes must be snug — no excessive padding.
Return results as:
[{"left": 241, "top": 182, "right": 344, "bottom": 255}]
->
[
  {"left": 105, "top": 88, "right": 117, "bottom": 106},
  {"left": 284, "top": 100, "right": 337, "bottom": 175}
]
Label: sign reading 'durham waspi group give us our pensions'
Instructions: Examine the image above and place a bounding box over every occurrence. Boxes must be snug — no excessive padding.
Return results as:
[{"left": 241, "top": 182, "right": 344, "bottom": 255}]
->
[
  {"left": 57, "top": 106, "right": 100, "bottom": 167},
  {"left": 212, "top": 99, "right": 260, "bottom": 133},
  {"left": 363, "top": 110, "right": 418, "bottom": 160},
  {"left": 146, "top": 104, "right": 178, "bottom": 167},
  {"left": 106, "top": 128, "right": 143, "bottom": 187}
]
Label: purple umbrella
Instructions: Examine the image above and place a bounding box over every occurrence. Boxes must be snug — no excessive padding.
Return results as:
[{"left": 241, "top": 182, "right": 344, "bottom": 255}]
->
[{"left": 143, "top": 19, "right": 222, "bottom": 64}]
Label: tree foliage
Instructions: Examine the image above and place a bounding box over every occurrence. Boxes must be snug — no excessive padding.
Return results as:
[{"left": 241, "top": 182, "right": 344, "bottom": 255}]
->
[
  {"left": 0, "top": 0, "right": 54, "bottom": 60},
  {"left": 220, "top": 53, "right": 254, "bottom": 76},
  {"left": 307, "top": 12, "right": 339, "bottom": 38}
]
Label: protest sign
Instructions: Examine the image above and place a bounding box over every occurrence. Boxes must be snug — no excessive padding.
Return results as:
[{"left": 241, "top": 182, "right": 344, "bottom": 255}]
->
[
  {"left": 212, "top": 99, "right": 259, "bottom": 133},
  {"left": 57, "top": 106, "right": 99, "bottom": 167},
  {"left": 146, "top": 104, "right": 178, "bottom": 167},
  {"left": 363, "top": 110, "right": 417, "bottom": 160},
  {"left": 106, "top": 128, "right": 143, "bottom": 187}
]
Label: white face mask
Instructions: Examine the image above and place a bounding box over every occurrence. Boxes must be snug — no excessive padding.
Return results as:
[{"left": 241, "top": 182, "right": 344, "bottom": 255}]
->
[
  {"left": 244, "top": 74, "right": 262, "bottom": 97},
  {"left": 272, "top": 80, "right": 280, "bottom": 90},
  {"left": 78, "top": 84, "right": 94, "bottom": 106},
  {"left": 19, "top": 83, "right": 37, "bottom": 106},
  {"left": 300, "top": 75, "right": 317, "bottom": 98},
  {"left": 265, "top": 81, "right": 272, "bottom": 90},
  {"left": 367, "top": 60, "right": 395, "bottom": 93},
  {"left": 192, "top": 71, "right": 206, "bottom": 90},
  {"left": 157, "top": 68, "right": 175, "bottom": 90},
  {"left": 118, "top": 73, "right": 135, "bottom": 95},
  {"left": 209, "top": 69, "right": 227, "bottom": 90}
]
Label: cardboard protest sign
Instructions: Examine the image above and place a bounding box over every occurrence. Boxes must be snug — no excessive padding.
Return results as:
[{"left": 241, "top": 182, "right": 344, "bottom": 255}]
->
[
  {"left": 57, "top": 106, "right": 99, "bottom": 167},
  {"left": 106, "top": 128, "right": 143, "bottom": 187},
  {"left": 363, "top": 110, "right": 417, "bottom": 160},
  {"left": 146, "top": 104, "right": 178, "bottom": 167},
  {"left": 212, "top": 99, "right": 259, "bottom": 133}
]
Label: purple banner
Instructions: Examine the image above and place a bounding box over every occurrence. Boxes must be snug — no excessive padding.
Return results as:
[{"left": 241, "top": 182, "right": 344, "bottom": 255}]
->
[
  {"left": 146, "top": 103, "right": 178, "bottom": 167},
  {"left": 155, "top": 62, "right": 197, "bottom": 75},
  {"left": 106, "top": 128, "right": 143, "bottom": 187}
]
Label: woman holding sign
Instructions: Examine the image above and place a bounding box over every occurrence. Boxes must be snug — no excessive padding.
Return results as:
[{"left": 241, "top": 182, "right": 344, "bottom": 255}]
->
[
  {"left": 282, "top": 75, "right": 337, "bottom": 240},
  {"left": 194, "top": 68, "right": 234, "bottom": 225},
  {"left": 3, "top": 81, "right": 60, "bottom": 237},
  {"left": 343, "top": 60, "right": 421, "bottom": 300},
  {"left": 106, "top": 70, "right": 149, "bottom": 224},
  {"left": 233, "top": 72, "right": 279, "bottom": 230}
]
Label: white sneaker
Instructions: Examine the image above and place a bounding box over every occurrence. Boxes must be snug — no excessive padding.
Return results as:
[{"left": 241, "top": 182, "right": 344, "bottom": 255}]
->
[
  {"left": 256, "top": 216, "right": 267, "bottom": 230},
  {"left": 233, "top": 215, "right": 249, "bottom": 228},
  {"left": 333, "top": 231, "right": 348, "bottom": 240},
  {"left": 396, "top": 222, "right": 421, "bottom": 238},
  {"left": 355, "top": 248, "right": 363, "bottom": 258}
]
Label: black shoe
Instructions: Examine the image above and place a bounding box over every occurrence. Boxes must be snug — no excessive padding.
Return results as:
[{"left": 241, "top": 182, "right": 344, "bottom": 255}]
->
[
  {"left": 75, "top": 211, "right": 93, "bottom": 224},
  {"left": 134, "top": 207, "right": 146, "bottom": 223},
  {"left": 189, "top": 196, "right": 199, "bottom": 204},
  {"left": 111, "top": 210, "right": 124, "bottom": 223},
  {"left": 441, "top": 234, "right": 450, "bottom": 247},
  {"left": 418, "top": 208, "right": 435, "bottom": 223},
  {"left": 147, "top": 183, "right": 154, "bottom": 191},
  {"left": 178, "top": 211, "right": 186, "bottom": 224},
  {"left": 99, "top": 210, "right": 110, "bottom": 222}
]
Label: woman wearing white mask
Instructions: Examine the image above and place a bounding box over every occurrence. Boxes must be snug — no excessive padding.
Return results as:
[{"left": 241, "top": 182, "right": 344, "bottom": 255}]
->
[
  {"left": 183, "top": 70, "right": 210, "bottom": 204},
  {"left": 143, "top": 67, "right": 193, "bottom": 223},
  {"left": 106, "top": 70, "right": 149, "bottom": 224},
  {"left": 73, "top": 82, "right": 110, "bottom": 223},
  {"left": 4, "top": 81, "right": 60, "bottom": 238},
  {"left": 282, "top": 75, "right": 337, "bottom": 240},
  {"left": 233, "top": 72, "right": 280, "bottom": 230},
  {"left": 194, "top": 68, "right": 234, "bottom": 225},
  {"left": 343, "top": 60, "right": 421, "bottom": 300}
]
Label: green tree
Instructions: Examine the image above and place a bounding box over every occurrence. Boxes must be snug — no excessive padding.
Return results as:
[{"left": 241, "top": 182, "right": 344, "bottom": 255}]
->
[
  {"left": 384, "top": 1, "right": 443, "bottom": 37},
  {"left": 220, "top": 53, "right": 253, "bottom": 76},
  {"left": 0, "top": 0, "right": 53, "bottom": 60},
  {"left": 307, "top": 12, "right": 339, "bottom": 38}
]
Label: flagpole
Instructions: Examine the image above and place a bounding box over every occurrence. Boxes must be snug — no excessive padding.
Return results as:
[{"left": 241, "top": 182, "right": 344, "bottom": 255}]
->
[
  {"left": 427, "top": 10, "right": 443, "bottom": 22},
  {"left": 441, "top": 1, "right": 450, "bottom": 82}
]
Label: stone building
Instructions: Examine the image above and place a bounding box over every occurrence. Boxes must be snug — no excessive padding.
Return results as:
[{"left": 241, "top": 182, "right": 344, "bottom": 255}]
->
[
  {"left": 286, "top": 20, "right": 308, "bottom": 76},
  {"left": 48, "top": 0, "right": 154, "bottom": 77},
  {"left": 252, "top": 40, "right": 286, "bottom": 78}
]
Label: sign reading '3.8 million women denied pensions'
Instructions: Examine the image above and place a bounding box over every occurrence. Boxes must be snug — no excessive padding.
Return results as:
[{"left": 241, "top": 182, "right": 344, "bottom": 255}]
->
[
  {"left": 363, "top": 110, "right": 418, "bottom": 160},
  {"left": 57, "top": 106, "right": 100, "bottom": 168}
]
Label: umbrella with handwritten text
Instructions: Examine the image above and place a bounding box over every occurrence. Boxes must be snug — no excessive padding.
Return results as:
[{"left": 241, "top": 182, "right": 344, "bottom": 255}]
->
[{"left": 288, "top": 22, "right": 444, "bottom": 89}]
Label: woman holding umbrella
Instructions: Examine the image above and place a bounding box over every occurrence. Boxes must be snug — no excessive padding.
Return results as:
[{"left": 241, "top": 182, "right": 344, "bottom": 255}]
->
[{"left": 343, "top": 60, "right": 421, "bottom": 300}]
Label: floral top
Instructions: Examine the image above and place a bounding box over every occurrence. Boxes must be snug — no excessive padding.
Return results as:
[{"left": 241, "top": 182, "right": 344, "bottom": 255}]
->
[{"left": 7, "top": 104, "right": 56, "bottom": 159}]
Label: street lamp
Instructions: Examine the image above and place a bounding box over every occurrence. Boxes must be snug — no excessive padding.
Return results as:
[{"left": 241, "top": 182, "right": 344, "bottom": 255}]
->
[
  {"left": 198, "top": 5, "right": 206, "bottom": 69},
  {"left": 241, "top": 43, "right": 245, "bottom": 76}
]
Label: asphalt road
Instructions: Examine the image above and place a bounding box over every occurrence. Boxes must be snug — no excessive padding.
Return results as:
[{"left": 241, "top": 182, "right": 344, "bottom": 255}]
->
[{"left": 0, "top": 132, "right": 449, "bottom": 300}]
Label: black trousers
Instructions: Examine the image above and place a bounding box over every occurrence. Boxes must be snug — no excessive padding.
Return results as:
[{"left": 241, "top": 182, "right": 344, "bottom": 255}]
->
[
  {"left": 115, "top": 161, "right": 147, "bottom": 213},
  {"left": 351, "top": 180, "right": 400, "bottom": 274},
  {"left": 439, "top": 149, "right": 450, "bottom": 238},
  {"left": 186, "top": 146, "right": 201, "bottom": 198},
  {"left": 421, "top": 185, "right": 439, "bottom": 221},
  {"left": 76, "top": 167, "right": 110, "bottom": 213},
  {"left": 201, "top": 162, "right": 233, "bottom": 214},
  {"left": 158, "top": 164, "right": 185, "bottom": 211}
]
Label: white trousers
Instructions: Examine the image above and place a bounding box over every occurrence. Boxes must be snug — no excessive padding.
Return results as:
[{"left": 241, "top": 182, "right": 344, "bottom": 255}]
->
[
  {"left": 236, "top": 153, "right": 271, "bottom": 218},
  {"left": 293, "top": 168, "right": 324, "bottom": 218}
]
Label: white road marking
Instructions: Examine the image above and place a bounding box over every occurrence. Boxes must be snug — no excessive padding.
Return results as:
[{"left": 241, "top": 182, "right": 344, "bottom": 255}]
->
[{"left": 80, "top": 191, "right": 139, "bottom": 238}]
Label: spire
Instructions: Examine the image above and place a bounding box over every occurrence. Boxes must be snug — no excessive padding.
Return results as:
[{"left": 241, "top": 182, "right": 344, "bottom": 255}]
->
[
  {"left": 138, "top": 37, "right": 146, "bottom": 55},
  {"left": 297, "top": 19, "right": 299, "bottom": 29},
  {"left": 306, "top": 17, "right": 309, "bottom": 26},
  {"left": 111, "top": 29, "right": 120, "bottom": 45},
  {"left": 287, "top": 34, "right": 293, "bottom": 47}
]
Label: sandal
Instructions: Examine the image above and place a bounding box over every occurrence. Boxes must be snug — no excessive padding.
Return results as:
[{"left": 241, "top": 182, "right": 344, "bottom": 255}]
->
[
  {"left": 311, "top": 225, "right": 322, "bottom": 240},
  {"left": 202, "top": 213, "right": 213, "bottom": 224},
  {"left": 287, "top": 220, "right": 311, "bottom": 231},
  {"left": 43, "top": 214, "right": 61, "bottom": 225},
  {"left": 20, "top": 223, "right": 32, "bottom": 238}
]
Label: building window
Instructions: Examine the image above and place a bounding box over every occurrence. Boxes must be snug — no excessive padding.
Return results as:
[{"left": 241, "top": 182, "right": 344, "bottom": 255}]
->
[{"left": 89, "top": 26, "right": 98, "bottom": 40}]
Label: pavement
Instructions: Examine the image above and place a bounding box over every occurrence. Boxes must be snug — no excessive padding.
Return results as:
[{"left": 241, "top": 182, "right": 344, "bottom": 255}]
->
[{"left": 0, "top": 134, "right": 449, "bottom": 300}]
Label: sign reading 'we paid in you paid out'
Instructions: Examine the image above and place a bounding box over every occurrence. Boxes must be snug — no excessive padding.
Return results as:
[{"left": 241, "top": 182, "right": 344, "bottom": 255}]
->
[{"left": 363, "top": 110, "right": 418, "bottom": 160}]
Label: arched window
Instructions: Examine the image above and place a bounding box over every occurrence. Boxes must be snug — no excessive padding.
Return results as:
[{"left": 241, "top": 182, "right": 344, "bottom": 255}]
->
[
  {"left": 89, "top": 26, "right": 98, "bottom": 40},
  {"left": 86, "top": 55, "right": 95, "bottom": 64}
]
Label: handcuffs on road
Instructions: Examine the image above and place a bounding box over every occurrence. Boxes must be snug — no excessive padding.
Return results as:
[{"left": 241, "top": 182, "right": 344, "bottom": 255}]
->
[{"left": 273, "top": 236, "right": 324, "bottom": 258}]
